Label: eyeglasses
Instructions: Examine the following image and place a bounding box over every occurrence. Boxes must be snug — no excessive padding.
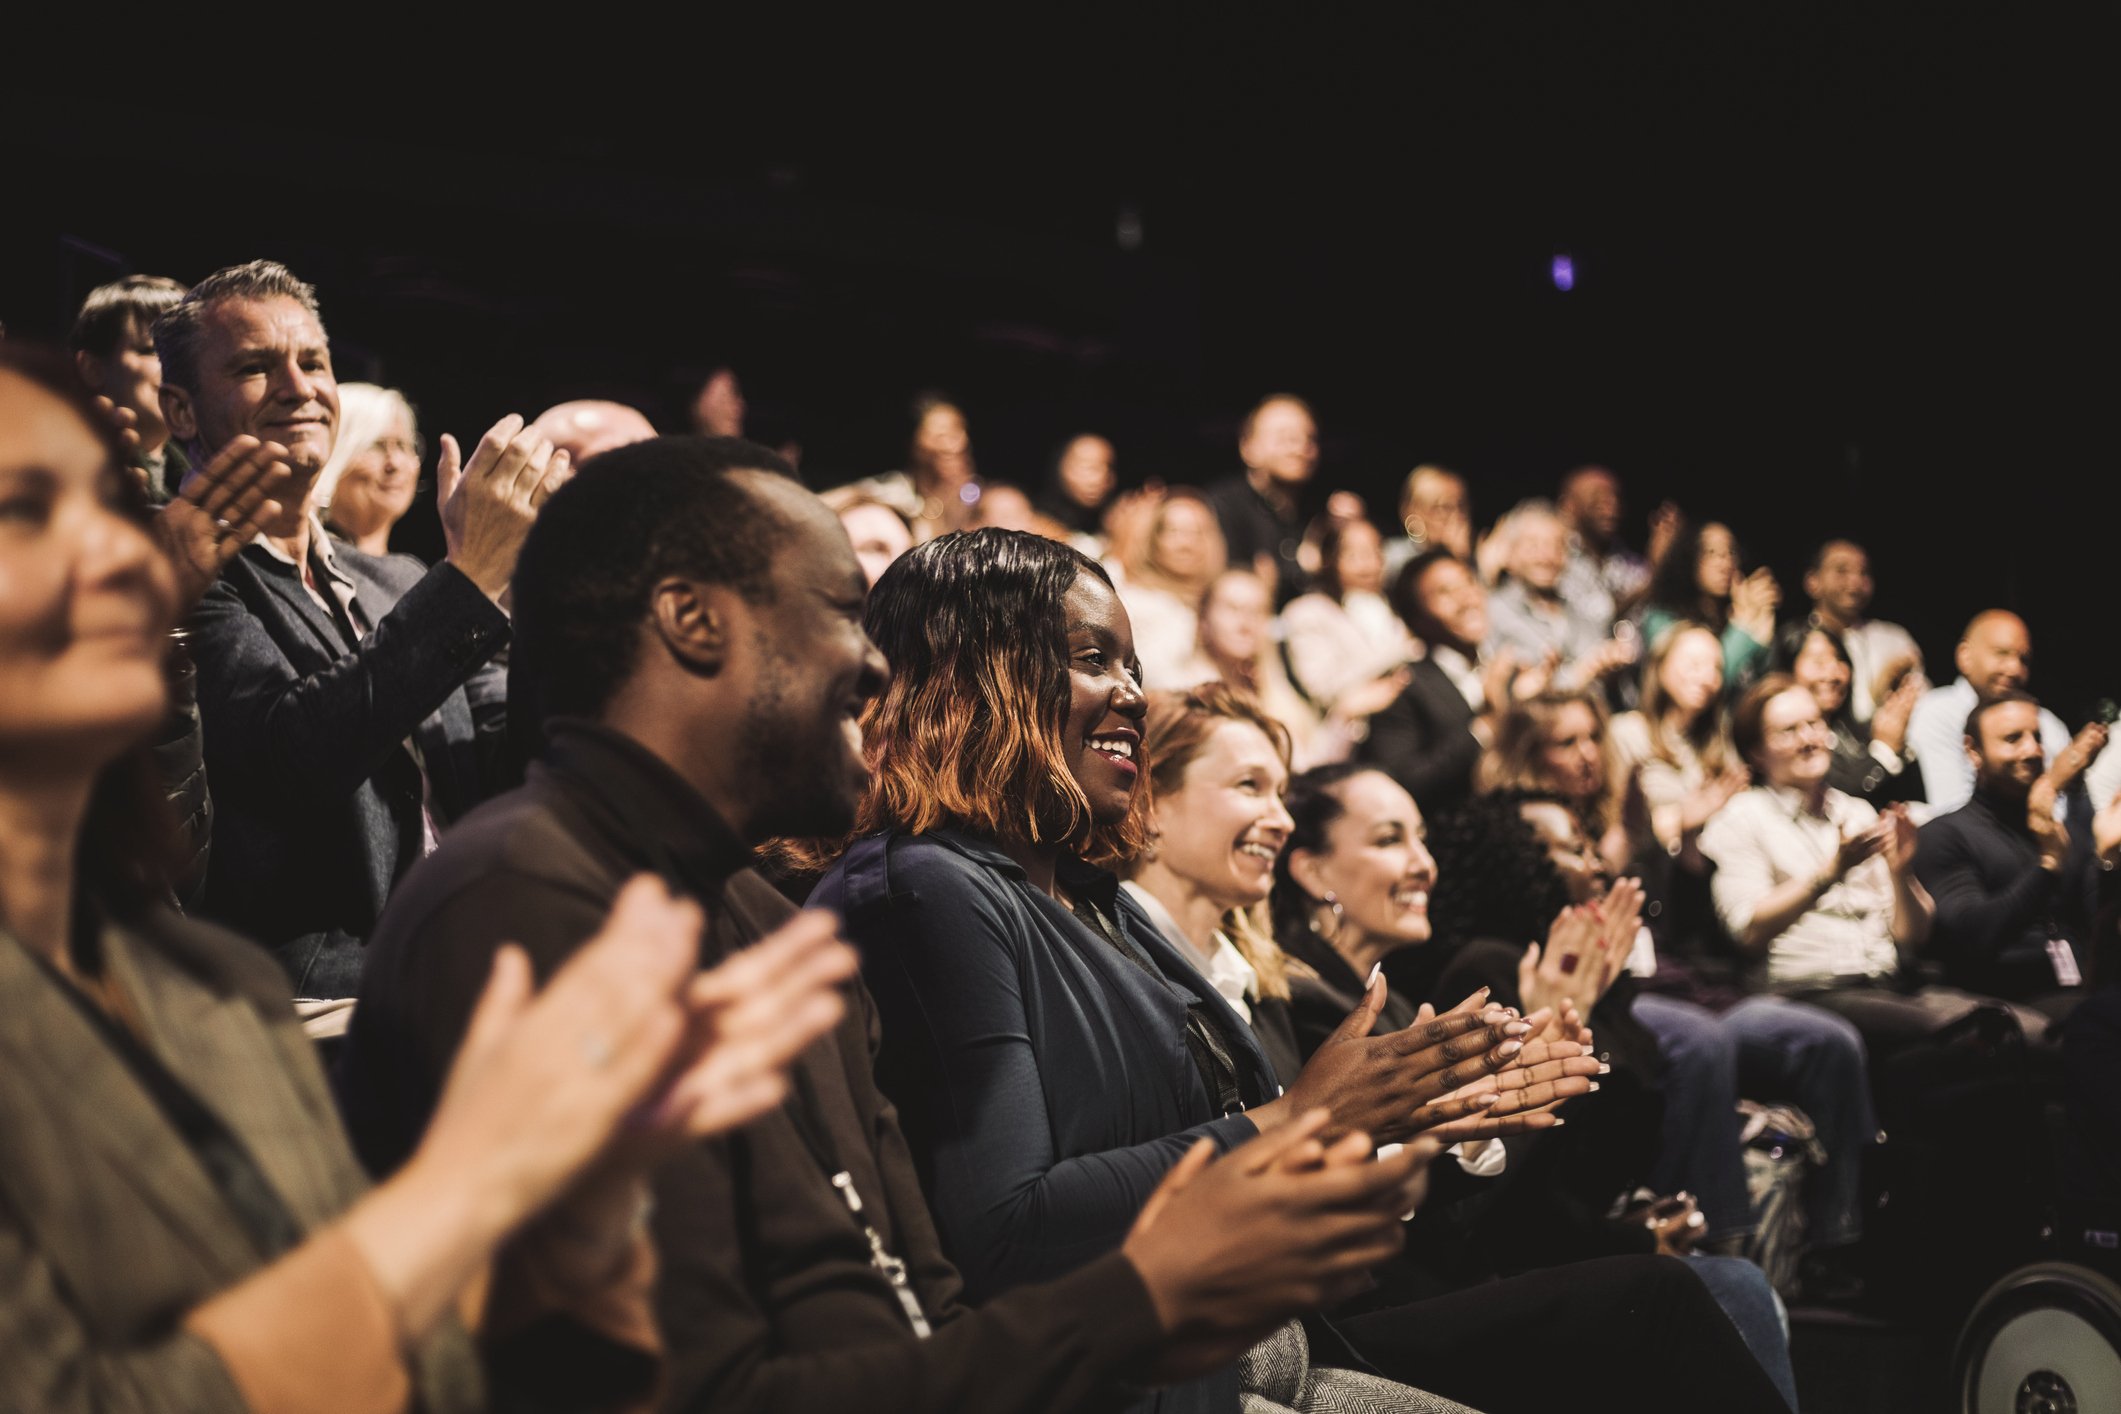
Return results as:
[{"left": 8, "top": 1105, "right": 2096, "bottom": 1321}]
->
[{"left": 370, "top": 436, "right": 426, "bottom": 462}]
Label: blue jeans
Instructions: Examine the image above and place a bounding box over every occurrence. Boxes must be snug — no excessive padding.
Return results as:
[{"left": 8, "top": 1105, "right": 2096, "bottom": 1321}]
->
[
  {"left": 1634, "top": 992, "right": 1874, "bottom": 1248},
  {"left": 1685, "top": 1254, "right": 1798, "bottom": 1410}
]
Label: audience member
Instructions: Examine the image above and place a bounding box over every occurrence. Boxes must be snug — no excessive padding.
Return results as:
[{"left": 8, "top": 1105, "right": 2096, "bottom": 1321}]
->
[
  {"left": 1906, "top": 609, "right": 2072, "bottom": 816},
  {"left": 1802, "top": 538, "right": 1925, "bottom": 721},
  {"left": 691, "top": 365, "right": 746, "bottom": 437},
  {"left": 1771, "top": 620, "right": 1926, "bottom": 807},
  {"left": 0, "top": 351, "right": 854, "bottom": 1413},
  {"left": 1383, "top": 464, "right": 1473, "bottom": 583},
  {"left": 1280, "top": 513, "right": 1415, "bottom": 710},
  {"left": 841, "top": 393, "right": 983, "bottom": 543},
  {"left": 526, "top": 398, "right": 655, "bottom": 468},
  {"left": 1915, "top": 690, "right": 2116, "bottom": 1015},
  {"left": 69, "top": 274, "right": 191, "bottom": 500},
  {"left": 315, "top": 382, "right": 422, "bottom": 557},
  {"left": 1037, "top": 431, "right": 1117, "bottom": 552},
  {"left": 1698, "top": 678, "right": 1999, "bottom": 1054},
  {"left": 160, "top": 261, "right": 558, "bottom": 997},
  {"left": 1122, "top": 686, "right": 1308, "bottom": 1079},
  {"left": 1640, "top": 521, "right": 1776, "bottom": 694},
  {"left": 1608, "top": 624, "right": 1749, "bottom": 874},
  {"left": 1171, "top": 568, "right": 1366, "bottom": 767},
  {"left": 1364, "top": 550, "right": 1546, "bottom": 819},
  {"left": 1206, "top": 394, "right": 1317, "bottom": 601},
  {"left": 1483, "top": 499, "right": 1638, "bottom": 693},
  {"left": 1110, "top": 486, "right": 1226, "bottom": 687},
  {"left": 1553, "top": 464, "right": 1652, "bottom": 626},
  {"left": 341, "top": 444, "right": 1453, "bottom": 1414},
  {"left": 824, "top": 486, "right": 916, "bottom": 587}
]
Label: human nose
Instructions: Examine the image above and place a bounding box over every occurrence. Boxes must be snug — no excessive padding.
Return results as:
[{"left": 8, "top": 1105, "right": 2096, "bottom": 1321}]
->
[
  {"left": 1407, "top": 836, "right": 1437, "bottom": 887},
  {"left": 1112, "top": 666, "right": 1147, "bottom": 717},
  {"left": 1262, "top": 791, "right": 1295, "bottom": 836}
]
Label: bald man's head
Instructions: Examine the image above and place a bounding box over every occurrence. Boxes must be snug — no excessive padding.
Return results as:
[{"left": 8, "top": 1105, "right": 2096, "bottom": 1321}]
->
[
  {"left": 529, "top": 400, "right": 657, "bottom": 467},
  {"left": 1956, "top": 610, "right": 2033, "bottom": 702}
]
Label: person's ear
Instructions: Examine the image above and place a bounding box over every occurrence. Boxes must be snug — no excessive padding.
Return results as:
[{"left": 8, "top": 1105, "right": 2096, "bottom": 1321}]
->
[
  {"left": 1963, "top": 733, "right": 1984, "bottom": 776},
  {"left": 160, "top": 381, "right": 197, "bottom": 445},
  {"left": 1288, "top": 847, "right": 1329, "bottom": 902},
  {"left": 1955, "top": 638, "right": 1977, "bottom": 683},
  {"left": 1802, "top": 568, "right": 1823, "bottom": 603},
  {"left": 650, "top": 577, "right": 735, "bottom": 676},
  {"left": 74, "top": 349, "right": 104, "bottom": 389}
]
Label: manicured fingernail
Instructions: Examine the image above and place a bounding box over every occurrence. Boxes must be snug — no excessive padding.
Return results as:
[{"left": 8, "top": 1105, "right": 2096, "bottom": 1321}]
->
[
  {"left": 1549, "top": 1117, "right": 1566, "bottom": 1127},
  {"left": 1586, "top": 1082, "right": 1600, "bottom": 1092},
  {"left": 1503, "top": 1021, "right": 1531, "bottom": 1037},
  {"left": 1366, "top": 962, "right": 1383, "bottom": 991},
  {"left": 1497, "top": 1039, "right": 1523, "bottom": 1057},
  {"left": 1597, "top": 1063, "right": 1611, "bottom": 1075}
]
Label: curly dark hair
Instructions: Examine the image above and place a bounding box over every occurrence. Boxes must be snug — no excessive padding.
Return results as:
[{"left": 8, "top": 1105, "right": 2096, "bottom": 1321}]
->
[{"left": 1427, "top": 790, "right": 1574, "bottom": 948}]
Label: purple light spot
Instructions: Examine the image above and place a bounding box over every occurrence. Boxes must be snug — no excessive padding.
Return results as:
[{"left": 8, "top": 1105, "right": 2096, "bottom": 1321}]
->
[
  {"left": 1551, "top": 254, "right": 1576, "bottom": 292},
  {"left": 960, "top": 483, "right": 982, "bottom": 505}
]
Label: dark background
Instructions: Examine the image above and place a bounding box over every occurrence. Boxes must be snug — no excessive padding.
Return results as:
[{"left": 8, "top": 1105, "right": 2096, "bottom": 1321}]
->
[{"left": 5, "top": 8, "right": 2109, "bottom": 716}]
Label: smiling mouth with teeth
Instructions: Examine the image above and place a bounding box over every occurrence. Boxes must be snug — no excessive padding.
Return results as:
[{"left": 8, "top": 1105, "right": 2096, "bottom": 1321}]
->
[
  {"left": 1087, "top": 735, "right": 1135, "bottom": 762},
  {"left": 1393, "top": 888, "right": 1429, "bottom": 912},
  {"left": 1237, "top": 841, "right": 1279, "bottom": 862}
]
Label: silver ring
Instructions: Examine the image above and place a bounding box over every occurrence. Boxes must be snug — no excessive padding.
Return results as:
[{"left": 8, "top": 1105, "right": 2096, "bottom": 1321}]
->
[
  {"left": 213, "top": 517, "right": 234, "bottom": 533},
  {"left": 580, "top": 1034, "right": 614, "bottom": 1068}
]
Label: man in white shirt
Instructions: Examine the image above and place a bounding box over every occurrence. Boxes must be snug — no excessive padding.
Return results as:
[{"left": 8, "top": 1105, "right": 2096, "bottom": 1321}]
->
[
  {"left": 1905, "top": 610, "right": 2070, "bottom": 815},
  {"left": 1802, "top": 540, "right": 1925, "bottom": 722}
]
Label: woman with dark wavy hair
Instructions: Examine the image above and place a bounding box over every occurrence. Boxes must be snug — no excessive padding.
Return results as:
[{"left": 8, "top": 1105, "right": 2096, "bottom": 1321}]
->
[{"left": 812, "top": 529, "right": 1788, "bottom": 1414}]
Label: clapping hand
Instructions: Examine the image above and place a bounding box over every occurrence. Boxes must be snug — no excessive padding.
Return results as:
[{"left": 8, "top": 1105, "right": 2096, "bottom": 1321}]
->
[
  {"left": 1878, "top": 804, "right": 1919, "bottom": 875},
  {"left": 160, "top": 437, "right": 294, "bottom": 609},
  {"left": 1128, "top": 1111, "right": 1432, "bottom": 1378},
  {"left": 438, "top": 416, "right": 574, "bottom": 602}
]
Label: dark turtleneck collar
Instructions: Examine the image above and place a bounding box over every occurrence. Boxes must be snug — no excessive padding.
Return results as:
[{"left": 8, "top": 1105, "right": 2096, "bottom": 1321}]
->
[{"left": 538, "top": 718, "right": 754, "bottom": 896}]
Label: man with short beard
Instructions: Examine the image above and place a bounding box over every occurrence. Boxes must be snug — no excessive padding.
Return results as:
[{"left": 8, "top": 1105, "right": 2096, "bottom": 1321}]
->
[
  {"left": 1802, "top": 539, "right": 1924, "bottom": 722},
  {"left": 1916, "top": 692, "right": 2120, "bottom": 1015}
]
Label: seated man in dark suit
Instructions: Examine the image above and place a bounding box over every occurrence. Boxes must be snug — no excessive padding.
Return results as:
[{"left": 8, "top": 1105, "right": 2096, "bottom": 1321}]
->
[
  {"left": 1915, "top": 691, "right": 2116, "bottom": 1020},
  {"left": 154, "top": 260, "right": 566, "bottom": 997},
  {"left": 1362, "top": 549, "right": 1545, "bottom": 820}
]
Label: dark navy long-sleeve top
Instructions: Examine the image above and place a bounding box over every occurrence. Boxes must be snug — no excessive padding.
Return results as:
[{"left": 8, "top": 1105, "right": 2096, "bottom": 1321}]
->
[{"left": 811, "top": 828, "right": 1277, "bottom": 1304}]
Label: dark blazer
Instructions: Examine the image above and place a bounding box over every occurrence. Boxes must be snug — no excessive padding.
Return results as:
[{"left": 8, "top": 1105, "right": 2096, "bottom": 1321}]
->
[
  {"left": 1359, "top": 658, "right": 1484, "bottom": 819},
  {"left": 1826, "top": 718, "right": 1926, "bottom": 807},
  {"left": 187, "top": 537, "right": 509, "bottom": 996},
  {"left": 0, "top": 906, "right": 480, "bottom": 1412},
  {"left": 340, "top": 722, "right": 1169, "bottom": 1414}
]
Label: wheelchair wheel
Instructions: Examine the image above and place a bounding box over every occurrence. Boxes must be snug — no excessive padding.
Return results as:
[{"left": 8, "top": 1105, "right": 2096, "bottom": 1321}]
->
[{"left": 1954, "top": 1262, "right": 2121, "bottom": 1413}]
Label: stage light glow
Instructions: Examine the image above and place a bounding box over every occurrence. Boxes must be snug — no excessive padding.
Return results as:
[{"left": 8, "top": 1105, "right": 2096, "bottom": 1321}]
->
[{"left": 1551, "top": 253, "right": 1575, "bottom": 291}]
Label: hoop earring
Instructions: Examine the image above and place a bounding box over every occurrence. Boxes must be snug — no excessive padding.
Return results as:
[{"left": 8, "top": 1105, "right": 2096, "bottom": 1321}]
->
[{"left": 1310, "top": 892, "right": 1343, "bottom": 940}]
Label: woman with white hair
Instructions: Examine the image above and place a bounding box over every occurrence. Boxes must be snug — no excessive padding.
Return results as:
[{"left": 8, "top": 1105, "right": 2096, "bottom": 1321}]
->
[{"left": 316, "top": 383, "right": 423, "bottom": 557}]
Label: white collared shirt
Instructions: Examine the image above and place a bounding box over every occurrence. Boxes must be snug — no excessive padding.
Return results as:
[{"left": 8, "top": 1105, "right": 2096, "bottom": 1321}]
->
[{"left": 1698, "top": 785, "right": 1900, "bottom": 986}]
